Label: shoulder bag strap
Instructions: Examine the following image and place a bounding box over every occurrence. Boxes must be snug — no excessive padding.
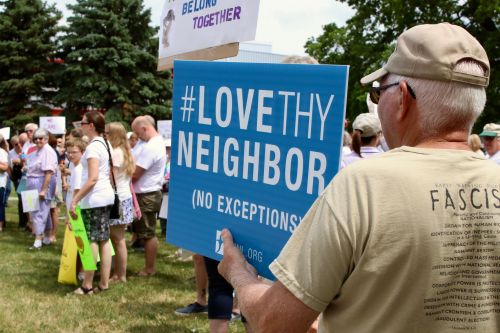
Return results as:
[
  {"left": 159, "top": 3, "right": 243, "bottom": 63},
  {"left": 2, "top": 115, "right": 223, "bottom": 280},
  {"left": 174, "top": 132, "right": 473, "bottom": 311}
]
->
[{"left": 94, "top": 139, "right": 118, "bottom": 193}]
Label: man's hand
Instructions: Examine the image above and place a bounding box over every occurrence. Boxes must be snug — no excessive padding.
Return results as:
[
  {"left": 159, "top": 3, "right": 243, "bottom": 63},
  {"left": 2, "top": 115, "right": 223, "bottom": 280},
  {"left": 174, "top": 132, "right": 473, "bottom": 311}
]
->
[{"left": 218, "top": 229, "right": 257, "bottom": 287}]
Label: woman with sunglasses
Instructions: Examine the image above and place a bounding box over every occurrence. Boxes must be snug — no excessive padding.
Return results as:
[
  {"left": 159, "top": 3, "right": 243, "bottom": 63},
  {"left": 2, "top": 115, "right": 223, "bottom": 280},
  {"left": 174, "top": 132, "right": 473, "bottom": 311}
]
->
[
  {"left": 26, "top": 128, "right": 58, "bottom": 249},
  {"left": 69, "top": 111, "right": 114, "bottom": 295}
]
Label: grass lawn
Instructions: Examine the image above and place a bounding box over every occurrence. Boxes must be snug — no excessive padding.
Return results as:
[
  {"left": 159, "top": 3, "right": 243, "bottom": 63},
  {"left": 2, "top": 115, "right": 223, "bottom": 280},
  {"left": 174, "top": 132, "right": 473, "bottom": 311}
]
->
[{"left": 0, "top": 191, "right": 245, "bottom": 333}]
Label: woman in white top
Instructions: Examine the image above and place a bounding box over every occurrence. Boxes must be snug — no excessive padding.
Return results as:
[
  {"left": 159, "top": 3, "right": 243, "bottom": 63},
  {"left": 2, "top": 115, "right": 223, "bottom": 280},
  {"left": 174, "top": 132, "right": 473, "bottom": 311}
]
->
[
  {"left": 106, "top": 122, "right": 135, "bottom": 283},
  {"left": 70, "top": 111, "right": 114, "bottom": 295},
  {"left": 0, "top": 134, "right": 9, "bottom": 232},
  {"left": 341, "top": 113, "right": 383, "bottom": 169}
]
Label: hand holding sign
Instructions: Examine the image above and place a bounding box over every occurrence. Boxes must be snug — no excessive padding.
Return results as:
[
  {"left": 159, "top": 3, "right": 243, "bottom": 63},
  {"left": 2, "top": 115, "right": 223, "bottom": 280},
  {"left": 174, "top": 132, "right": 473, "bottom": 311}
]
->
[
  {"left": 69, "top": 204, "right": 77, "bottom": 220},
  {"left": 218, "top": 229, "right": 257, "bottom": 287}
]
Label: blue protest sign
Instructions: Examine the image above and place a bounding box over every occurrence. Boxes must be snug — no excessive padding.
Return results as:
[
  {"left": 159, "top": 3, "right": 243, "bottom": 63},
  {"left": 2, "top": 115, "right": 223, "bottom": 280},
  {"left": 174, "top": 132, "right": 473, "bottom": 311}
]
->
[{"left": 167, "top": 60, "right": 348, "bottom": 279}]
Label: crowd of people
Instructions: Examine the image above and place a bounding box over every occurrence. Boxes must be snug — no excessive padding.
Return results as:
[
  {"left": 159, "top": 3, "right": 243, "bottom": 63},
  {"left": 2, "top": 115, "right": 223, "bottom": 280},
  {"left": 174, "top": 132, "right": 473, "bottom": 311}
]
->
[
  {"left": 339, "top": 114, "right": 500, "bottom": 168},
  {"left": 0, "top": 112, "right": 169, "bottom": 296},
  {"left": 0, "top": 22, "right": 498, "bottom": 333}
]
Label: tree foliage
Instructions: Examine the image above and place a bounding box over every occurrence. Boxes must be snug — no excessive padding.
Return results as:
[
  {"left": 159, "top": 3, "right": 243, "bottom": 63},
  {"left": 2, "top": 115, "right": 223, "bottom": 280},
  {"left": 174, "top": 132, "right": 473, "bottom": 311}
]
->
[
  {"left": 55, "top": 0, "right": 172, "bottom": 126},
  {"left": 0, "top": 0, "right": 62, "bottom": 130},
  {"left": 305, "top": 0, "right": 499, "bottom": 131}
]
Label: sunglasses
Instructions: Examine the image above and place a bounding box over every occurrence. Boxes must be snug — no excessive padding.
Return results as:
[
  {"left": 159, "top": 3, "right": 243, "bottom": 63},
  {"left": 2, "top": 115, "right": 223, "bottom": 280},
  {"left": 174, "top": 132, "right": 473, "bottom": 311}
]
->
[
  {"left": 81, "top": 121, "right": 90, "bottom": 125},
  {"left": 369, "top": 82, "right": 416, "bottom": 104},
  {"left": 34, "top": 137, "right": 45, "bottom": 141}
]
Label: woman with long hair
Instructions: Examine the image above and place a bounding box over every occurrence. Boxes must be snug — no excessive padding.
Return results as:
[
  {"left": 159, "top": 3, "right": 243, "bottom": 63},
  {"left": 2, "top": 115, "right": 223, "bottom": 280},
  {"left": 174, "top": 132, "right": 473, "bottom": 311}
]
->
[
  {"left": 341, "top": 113, "right": 383, "bottom": 169},
  {"left": 106, "top": 122, "right": 135, "bottom": 283},
  {"left": 69, "top": 111, "right": 114, "bottom": 294}
]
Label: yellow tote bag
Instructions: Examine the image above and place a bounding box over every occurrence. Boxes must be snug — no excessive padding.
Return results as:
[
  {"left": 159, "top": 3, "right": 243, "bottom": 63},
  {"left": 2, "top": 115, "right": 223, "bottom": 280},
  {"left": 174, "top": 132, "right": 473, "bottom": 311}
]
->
[{"left": 58, "top": 226, "right": 78, "bottom": 285}]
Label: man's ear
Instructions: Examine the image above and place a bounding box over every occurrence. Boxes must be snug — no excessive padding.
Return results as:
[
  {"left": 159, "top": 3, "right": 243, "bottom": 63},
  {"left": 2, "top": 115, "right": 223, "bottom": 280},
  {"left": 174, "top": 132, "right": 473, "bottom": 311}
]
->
[{"left": 397, "top": 81, "right": 414, "bottom": 121}]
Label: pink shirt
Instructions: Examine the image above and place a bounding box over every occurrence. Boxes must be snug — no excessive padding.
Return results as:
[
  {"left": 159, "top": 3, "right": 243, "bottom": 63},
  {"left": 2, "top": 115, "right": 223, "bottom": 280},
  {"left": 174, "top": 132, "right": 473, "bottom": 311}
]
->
[{"left": 26, "top": 144, "right": 58, "bottom": 177}]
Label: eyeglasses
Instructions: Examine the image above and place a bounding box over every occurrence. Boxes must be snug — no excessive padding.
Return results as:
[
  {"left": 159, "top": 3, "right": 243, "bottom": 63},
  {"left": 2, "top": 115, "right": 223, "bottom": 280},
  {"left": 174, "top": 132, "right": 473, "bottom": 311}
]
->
[
  {"left": 34, "top": 137, "right": 45, "bottom": 141},
  {"left": 369, "top": 82, "right": 417, "bottom": 104}
]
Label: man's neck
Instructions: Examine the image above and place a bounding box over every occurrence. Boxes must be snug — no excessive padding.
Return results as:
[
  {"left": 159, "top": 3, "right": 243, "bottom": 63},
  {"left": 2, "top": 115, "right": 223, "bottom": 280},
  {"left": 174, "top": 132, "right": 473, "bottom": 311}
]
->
[
  {"left": 144, "top": 131, "right": 160, "bottom": 142},
  {"left": 414, "top": 131, "right": 471, "bottom": 151}
]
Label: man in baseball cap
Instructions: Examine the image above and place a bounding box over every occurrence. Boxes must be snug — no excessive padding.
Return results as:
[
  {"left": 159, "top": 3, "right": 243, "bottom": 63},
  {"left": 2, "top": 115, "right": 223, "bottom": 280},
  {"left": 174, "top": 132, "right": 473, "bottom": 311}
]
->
[
  {"left": 479, "top": 123, "right": 500, "bottom": 164},
  {"left": 217, "top": 23, "right": 499, "bottom": 333}
]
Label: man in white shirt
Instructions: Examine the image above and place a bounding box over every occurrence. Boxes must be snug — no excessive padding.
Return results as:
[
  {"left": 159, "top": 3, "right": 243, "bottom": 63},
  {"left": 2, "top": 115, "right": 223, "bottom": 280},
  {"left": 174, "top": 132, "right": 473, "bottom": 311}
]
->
[
  {"left": 479, "top": 123, "right": 500, "bottom": 164},
  {"left": 131, "top": 116, "right": 167, "bottom": 276}
]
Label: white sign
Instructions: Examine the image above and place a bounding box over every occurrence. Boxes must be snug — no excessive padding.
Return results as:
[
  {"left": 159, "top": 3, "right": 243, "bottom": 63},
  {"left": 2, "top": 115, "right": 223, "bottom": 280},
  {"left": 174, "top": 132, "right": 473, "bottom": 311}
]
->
[
  {"left": 159, "top": 193, "right": 169, "bottom": 219},
  {"left": 0, "top": 127, "right": 10, "bottom": 140},
  {"left": 21, "top": 190, "right": 40, "bottom": 213},
  {"left": 158, "top": 0, "right": 260, "bottom": 69},
  {"left": 40, "top": 117, "right": 66, "bottom": 135},
  {"left": 157, "top": 120, "right": 172, "bottom": 144}
]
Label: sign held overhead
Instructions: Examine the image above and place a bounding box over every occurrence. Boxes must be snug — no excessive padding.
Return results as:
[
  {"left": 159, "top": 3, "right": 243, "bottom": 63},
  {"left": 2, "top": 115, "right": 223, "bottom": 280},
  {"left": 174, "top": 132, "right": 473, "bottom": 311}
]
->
[{"left": 157, "top": 0, "right": 260, "bottom": 70}]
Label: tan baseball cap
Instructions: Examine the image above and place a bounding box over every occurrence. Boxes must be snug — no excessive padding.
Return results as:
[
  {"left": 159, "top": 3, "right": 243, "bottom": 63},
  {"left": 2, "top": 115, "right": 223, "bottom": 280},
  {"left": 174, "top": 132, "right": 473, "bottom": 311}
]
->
[
  {"left": 352, "top": 113, "right": 381, "bottom": 137},
  {"left": 361, "top": 23, "right": 489, "bottom": 87},
  {"left": 479, "top": 123, "right": 500, "bottom": 137}
]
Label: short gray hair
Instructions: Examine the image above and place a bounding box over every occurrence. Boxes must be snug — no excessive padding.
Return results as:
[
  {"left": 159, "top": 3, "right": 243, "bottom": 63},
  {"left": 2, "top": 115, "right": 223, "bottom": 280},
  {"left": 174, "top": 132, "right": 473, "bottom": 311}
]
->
[
  {"left": 33, "top": 128, "right": 49, "bottom": 140},
  {"left": 281, "top": 55, "right": 318, "bottom": 64},
  {"left": 144, "top": 115, "right": 156, "bottom": 127},
  {"left": 25, "top": 123, "right": 38, "bottom": 132},
  {"left": 387, "top": 60, "right": 486, "bottom": 138}
]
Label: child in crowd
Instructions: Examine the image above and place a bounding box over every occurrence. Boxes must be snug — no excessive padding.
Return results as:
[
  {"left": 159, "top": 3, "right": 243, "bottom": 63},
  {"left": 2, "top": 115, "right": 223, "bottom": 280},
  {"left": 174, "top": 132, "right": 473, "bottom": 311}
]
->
[
  {"left": 65, "top": 139, "right": 86, "bottom": 220},
  {"left": 65, "top": 139, "right": 86, "bottom": 280}
]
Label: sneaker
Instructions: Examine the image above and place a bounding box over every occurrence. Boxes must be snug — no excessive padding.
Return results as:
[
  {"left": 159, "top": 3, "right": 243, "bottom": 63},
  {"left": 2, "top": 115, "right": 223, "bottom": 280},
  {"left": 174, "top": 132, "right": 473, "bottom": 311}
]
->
[
  {"left": 174, "top": 302, "right": 208, "bottom": 316},
  {"left": 230, "top": 311, "right": 242, "bottom": 322},
  {"left": 42, "top": 237, "right": 52, "bottom": 245},
  {"left": 30, "top": 239, "right": 42, "bottom": 250}
]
